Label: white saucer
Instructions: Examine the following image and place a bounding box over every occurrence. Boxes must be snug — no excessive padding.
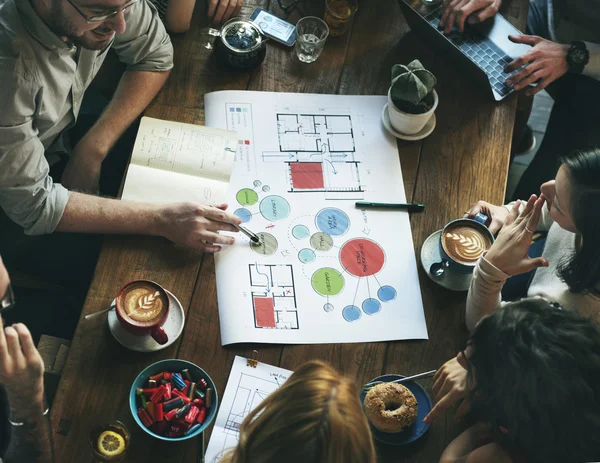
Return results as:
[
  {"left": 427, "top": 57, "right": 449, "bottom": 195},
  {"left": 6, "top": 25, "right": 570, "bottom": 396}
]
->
[
  {"left": 420, "top": 230, "right": 472, "bottom": 292},
  {"left": 108, "top": 290, "right": 185, "bottom": 352},
  {"left": 382, "top": 104, "right": 436, "bottom": 141}
]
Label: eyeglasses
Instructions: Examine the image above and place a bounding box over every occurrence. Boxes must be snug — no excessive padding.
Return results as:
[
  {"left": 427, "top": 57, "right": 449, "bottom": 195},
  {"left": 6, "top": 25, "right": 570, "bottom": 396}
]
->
[
  {"left": 66, "top": 0, "right": 138, "bottom": 23},
  {"left": 277, "top": 0, "right": 300, "bottom": 13},
  {"left": 0, "top": 284, "right": 15, "bottom": 313}
]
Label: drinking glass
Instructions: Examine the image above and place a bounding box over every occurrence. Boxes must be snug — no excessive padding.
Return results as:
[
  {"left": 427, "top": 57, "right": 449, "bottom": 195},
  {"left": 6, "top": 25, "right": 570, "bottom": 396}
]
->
[
  {"left": 294, "top": 17, "right": 329, "bottom": 64},
  {"left": 89, "top": 421, "right": 130, "bottom": 462},
  {"left": 323, "top": 0, "right": 358, "bottom": 37}
]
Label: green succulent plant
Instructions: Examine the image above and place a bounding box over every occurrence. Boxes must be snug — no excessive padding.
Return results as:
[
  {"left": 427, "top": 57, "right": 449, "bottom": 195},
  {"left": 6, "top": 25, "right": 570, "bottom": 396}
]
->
[{"left": 390, "top": 60, "right": 437, "bottom": 114}]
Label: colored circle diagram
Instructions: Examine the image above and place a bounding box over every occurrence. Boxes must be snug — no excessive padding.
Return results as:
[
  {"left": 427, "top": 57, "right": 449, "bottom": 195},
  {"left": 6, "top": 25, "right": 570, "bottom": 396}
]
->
[
  {"left": 236, "top": 188, "right": 258, "bottom": 206},
  {"left": 311, "top": 268, "right": 344, "bottom": 297},
  {"left": 315, "top": 208, "right": 350, "bottom": 236},
  {"left": 234, "top": 208, "right": 252, "bottom": 223},
  {"left": 259, "top": 195, "right": 290, "bottom": 221},
  {"left": 339, "top": 238, "right": 385, "bottom": 277},
  {"left": 292, "top": 225, "right": 310, "bottom": 239},
  {"left": 250, "top": 232, "right": 278, "bottom": 256}
]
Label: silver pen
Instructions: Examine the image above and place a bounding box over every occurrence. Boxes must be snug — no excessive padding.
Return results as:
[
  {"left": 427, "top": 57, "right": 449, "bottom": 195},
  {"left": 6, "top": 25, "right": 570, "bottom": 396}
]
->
[{"left": 236, "top": 224, "right": 261, "bottom": 244}]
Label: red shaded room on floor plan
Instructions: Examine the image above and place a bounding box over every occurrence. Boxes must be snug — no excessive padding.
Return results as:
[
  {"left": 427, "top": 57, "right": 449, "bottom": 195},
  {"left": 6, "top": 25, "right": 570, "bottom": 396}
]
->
[
  {"left": 289, "top": 163, "right": 325, "bottom": 189},
  {"left": 253, "top": 297, "right": 276, "bottom": 328}
]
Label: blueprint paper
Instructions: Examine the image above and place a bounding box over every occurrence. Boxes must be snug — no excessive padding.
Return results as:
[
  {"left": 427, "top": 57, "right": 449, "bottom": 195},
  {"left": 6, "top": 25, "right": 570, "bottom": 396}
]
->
[
  {"left": 205, "top": 356, "right": 292, "bottom": 463},
  {"left": 205, "top": 91, "right": 428, "bottom": 345}
]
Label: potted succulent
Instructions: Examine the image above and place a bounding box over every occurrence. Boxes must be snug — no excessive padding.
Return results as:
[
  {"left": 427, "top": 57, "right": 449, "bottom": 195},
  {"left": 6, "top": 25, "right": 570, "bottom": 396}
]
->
[{"left": 388, "top": 60, "right": 438, "bottom": 135}]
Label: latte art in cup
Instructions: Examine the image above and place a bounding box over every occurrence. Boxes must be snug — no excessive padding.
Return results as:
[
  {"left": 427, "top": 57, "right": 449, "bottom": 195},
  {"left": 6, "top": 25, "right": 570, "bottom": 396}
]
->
[
  {"left": 442, "top": 224, "right": 492, "bottom": 265},
  {"left": 118, "top": 282, "right": 168, "bottom": 327}
]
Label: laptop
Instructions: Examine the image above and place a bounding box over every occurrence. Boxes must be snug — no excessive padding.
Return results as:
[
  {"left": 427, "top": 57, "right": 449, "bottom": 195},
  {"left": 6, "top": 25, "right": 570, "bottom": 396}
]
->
[{"left": 398, "top": 0, "right": 531, "bottom": 101}]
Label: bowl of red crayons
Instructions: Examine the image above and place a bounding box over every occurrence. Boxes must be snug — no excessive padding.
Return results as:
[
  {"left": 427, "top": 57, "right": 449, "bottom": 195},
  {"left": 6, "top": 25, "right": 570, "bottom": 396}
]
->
[{"left": 129, "top": 359, "right": 218, "bottom": 441}]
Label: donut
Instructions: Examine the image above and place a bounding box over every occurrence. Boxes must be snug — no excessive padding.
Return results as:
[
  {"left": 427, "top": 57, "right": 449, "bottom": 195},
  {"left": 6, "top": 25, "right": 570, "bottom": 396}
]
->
[{"left": 363, "top": 382, "right": 418, "bottom": 433}]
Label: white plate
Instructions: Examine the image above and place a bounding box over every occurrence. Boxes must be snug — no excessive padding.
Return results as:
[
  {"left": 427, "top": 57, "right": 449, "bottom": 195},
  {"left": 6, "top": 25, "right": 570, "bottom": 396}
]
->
[
  {"left": 108, "top": 290, "right": 185, "bottom": 352},
  {"left": 420, "top": 230, "right": 472, "bottom": 291},
  {"left": 382, "top": 104, "right": 436, "bottom": 141}
]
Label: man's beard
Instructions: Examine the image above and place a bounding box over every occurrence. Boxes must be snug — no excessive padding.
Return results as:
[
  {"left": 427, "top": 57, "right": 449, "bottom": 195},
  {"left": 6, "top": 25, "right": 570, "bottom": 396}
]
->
[{"left": 46, "top": 3, "right": 114, "bottom": 50}]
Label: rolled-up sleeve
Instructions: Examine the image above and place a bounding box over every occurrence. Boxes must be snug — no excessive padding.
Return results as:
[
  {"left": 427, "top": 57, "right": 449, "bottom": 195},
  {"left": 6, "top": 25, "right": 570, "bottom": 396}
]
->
[
  {"left": 0, "top": 70, "right": 69, "bottom": 235},
  {"left": 112, "top": 0, "right": 174, "bottom": 71}
]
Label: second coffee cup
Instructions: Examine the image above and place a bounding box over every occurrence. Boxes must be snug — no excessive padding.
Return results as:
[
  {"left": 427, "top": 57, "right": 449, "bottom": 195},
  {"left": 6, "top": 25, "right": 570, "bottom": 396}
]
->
[
  {"left": 433, "top": 214, "right": 494, "bottom": 276},
  {"left": 115, "top": 280, "right": 170, "bottom": 345}
]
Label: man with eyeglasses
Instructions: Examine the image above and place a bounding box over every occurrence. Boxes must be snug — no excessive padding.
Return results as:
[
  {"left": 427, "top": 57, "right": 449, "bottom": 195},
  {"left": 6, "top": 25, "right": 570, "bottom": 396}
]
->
[{"left": 0, "top": 0, "right": 242, "bottom": 256}]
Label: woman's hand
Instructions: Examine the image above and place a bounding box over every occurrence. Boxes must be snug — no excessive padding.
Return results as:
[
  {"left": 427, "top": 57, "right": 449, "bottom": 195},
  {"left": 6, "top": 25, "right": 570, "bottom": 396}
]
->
[
  {"left": 463, "top": 200, "right": 510, "bottom": 234},
  {"left": 439, "top": 0, "right": 501, "bottom": 34},
  {"left": 485, "top": 194, "right": 549, "bottom": 275},
  {"left": 423, "top": 357, "right": 471, "bottom": 424}
]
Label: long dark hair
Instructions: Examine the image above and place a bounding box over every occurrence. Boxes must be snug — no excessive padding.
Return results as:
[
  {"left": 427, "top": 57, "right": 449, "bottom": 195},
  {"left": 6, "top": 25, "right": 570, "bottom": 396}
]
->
[
  {"left": 558, "top": 148, "right": 600, "bottom": 293},
  {"left": 467, "top": 298, "right": 600, "bottom": 463}
]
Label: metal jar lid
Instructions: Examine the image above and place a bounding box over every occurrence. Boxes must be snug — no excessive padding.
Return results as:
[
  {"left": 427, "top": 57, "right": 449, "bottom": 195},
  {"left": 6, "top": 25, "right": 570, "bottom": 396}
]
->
[{"left": 220, "top": 18, "right": 265, "bottom": 54}]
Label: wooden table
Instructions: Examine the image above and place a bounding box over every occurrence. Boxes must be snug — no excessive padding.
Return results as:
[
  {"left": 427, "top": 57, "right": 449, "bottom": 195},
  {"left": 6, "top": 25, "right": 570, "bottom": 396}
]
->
[{"left": 51, "top": 0, "right": 527, "bottom": 461}]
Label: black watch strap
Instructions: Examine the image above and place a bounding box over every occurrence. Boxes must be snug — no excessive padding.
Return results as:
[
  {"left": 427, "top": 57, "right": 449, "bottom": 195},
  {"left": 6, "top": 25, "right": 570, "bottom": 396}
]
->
[{"left": 567, "top": 41, "right": 589, "bottom": 74}]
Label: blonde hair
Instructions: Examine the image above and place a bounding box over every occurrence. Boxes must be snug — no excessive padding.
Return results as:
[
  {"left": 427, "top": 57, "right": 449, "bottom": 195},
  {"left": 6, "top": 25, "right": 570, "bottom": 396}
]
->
[{"left": 221, "top": 360, "right": 376, "bottom": 463}]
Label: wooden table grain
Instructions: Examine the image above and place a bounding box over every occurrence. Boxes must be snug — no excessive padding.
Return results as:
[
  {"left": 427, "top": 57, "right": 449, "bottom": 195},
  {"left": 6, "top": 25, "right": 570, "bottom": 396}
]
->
[{"left": 50, "top": 0, "right": 527, "bottom": 461}]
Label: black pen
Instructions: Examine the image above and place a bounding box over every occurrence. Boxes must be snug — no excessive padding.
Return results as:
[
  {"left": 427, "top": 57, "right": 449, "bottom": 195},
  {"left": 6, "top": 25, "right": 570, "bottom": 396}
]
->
[
  {"left": 236, "top": 224, "right": 261, "bottom": 243},
  {"left": 355, "top": 201, "right": 425, "bottom": 212}
]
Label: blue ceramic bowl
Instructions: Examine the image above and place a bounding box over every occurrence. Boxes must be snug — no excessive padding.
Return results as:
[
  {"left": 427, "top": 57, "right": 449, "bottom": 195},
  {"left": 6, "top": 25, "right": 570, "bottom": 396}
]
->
[
  {"left": 129, "top": 359, "right": 218, "bottom": 441},
  {"left": 360, "top": 374, "right": 432, "bottom": 446}
]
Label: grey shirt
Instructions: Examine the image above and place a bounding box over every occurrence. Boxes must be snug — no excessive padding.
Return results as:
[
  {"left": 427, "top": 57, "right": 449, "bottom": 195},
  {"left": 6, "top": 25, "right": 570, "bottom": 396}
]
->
[{"left": 0, "top": 0, "right": 173, "bottom": 235}]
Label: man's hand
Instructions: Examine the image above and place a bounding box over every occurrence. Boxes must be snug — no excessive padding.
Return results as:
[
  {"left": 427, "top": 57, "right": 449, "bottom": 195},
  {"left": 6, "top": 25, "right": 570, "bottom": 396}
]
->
[
  {"left": 463, "top": 200, "right": 510, "bottom": 235},
  {"left": 208, "top": 0, "right": 244, "bottom": 25},
  {"left": 505, "top": 35, "right": 569, "bottom": 96},
  {"left": 423, "top": 357, "right": 470, "bottom": 424},
  {"left": 61, "top": 137, "right": 106, "bottom": 194},
  {"left": 440, "top": 0, "right": 501, "bottom": 34},
  {"left": 0, "top": 316, "right": 45, "bottom": 419},
  {"left": 157, "top": 203, "right": 242, "bottom": 252},
  {"left": 485, "top": 195, "right": 549, "bottom": 275}
]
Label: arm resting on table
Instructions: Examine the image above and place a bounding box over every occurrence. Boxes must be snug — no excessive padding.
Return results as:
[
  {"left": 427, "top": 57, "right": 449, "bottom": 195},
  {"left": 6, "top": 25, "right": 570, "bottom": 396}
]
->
[
  {"left": 78, "top": 69, "right": 171, "bottom": 160},
  {"left": 55, "top": 192, "right": 164, "bottom": 236}
]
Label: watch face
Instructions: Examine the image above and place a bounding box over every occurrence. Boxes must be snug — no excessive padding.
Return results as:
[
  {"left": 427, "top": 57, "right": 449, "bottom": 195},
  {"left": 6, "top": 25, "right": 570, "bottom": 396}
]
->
[{"left": 572, "top": 49, "right": 586, "bottom": 64}]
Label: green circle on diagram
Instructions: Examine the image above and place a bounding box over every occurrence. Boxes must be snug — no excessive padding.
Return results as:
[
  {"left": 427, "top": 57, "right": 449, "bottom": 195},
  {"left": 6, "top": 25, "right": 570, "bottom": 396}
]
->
[
  {"left": 311, "top": 268, "right": 344, "bottom": 297},
  {"left": 236, "top": 188, "right": 259, "bottom": 206},
  {"left": 298, "top": 248, "right": 316, "bottom": 263}
]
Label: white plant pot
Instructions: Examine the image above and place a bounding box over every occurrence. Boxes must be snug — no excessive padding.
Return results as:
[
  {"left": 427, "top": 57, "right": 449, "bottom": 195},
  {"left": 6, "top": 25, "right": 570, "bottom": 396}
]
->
[{"left": 387, "top": 88, "right": 438, "bottom": 135}]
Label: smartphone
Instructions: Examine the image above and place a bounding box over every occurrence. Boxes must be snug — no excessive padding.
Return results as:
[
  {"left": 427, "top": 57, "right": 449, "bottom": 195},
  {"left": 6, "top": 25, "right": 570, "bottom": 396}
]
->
[{"left": 250, "top": 8, "right": 296, "bottom": 46}]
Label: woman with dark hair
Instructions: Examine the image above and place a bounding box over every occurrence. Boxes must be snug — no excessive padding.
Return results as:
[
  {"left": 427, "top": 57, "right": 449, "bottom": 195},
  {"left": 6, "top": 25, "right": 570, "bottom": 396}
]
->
[
  {"left": 463, "top": 147, "right": 600, "bottom": 331},
  {"left": 428, "top": 299, "right": 600, "bottom": 462}
]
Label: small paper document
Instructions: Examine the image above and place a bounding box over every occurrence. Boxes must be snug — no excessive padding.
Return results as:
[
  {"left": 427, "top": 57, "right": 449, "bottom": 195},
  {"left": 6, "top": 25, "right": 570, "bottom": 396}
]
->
[
  {"left": 205, "top": 356, "right": 292, "bottom": 463},
  {"left": 121, "top": 116, "right": 239, "bottom": 205}
]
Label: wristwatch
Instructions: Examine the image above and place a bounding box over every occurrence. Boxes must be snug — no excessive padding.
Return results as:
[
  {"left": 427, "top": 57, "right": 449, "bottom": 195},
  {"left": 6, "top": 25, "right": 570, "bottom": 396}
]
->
[{"left": 566, "top": 41, "right": 589, "bottom": 74}]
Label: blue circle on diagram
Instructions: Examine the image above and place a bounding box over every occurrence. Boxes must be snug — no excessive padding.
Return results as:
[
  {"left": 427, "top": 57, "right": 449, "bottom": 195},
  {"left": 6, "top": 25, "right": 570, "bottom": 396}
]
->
[
  {"left": 298, "top": 248, "right": 316, "bottom": 263},
  {"left": 292, "top": 225, "right": 310, "bottom": 239},
  {"left": 362, "top": 298, "right": 382, "bottom": 315},
  {"left": 234, "top": 208, "right": 252, "bottom": 223},
  {"left": 378, "top": 286, "right": 397, "bottom": 302},
  {"left": 260, "top": 196, "right": 291, "bottom": 221},
  {"left": 342, "top": 305, "right": 362, "bottom": 322},
  {"left": 315, "top": 208, "right": 350, "bottom": 236}
]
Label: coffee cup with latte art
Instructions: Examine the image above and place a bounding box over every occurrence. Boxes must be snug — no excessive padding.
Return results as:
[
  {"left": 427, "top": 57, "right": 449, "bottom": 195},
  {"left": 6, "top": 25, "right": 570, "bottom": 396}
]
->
[
  {"left": 115, "top": 280, "right": 170, "bottom": 345},
  {"left": 436, "top": 216, "right": 494, "bottom": 275}
]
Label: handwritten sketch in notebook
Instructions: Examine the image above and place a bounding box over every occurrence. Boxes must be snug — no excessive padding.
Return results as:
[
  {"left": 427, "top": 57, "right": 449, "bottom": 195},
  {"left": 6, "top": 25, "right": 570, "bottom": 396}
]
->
[
  {"left": 206, "top": 91, "right": 428, "bottom": 345},
  {"left": 205, "top": 356, "right": 291, "bottom": 463},
  {"left": 121, "top": 116, "right": 238, "bottom": 205}
]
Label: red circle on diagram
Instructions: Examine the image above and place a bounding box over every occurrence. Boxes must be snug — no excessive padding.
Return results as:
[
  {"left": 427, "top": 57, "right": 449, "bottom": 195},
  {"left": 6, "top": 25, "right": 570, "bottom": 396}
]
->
[{"left": 339, "top": 238, "right": 385, "bottom": 277}]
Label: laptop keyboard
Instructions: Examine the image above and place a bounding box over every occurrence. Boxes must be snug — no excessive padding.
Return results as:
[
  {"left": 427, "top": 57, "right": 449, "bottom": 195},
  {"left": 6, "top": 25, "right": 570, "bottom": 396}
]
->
[{"left": 425, "top": 8, "right": 519, "bottom": 97}]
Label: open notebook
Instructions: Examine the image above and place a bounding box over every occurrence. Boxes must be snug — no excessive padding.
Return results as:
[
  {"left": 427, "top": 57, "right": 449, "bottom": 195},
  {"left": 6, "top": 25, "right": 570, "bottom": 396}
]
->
[{"left": 121, "top": 116, "right": 239, "bottom": 205}]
